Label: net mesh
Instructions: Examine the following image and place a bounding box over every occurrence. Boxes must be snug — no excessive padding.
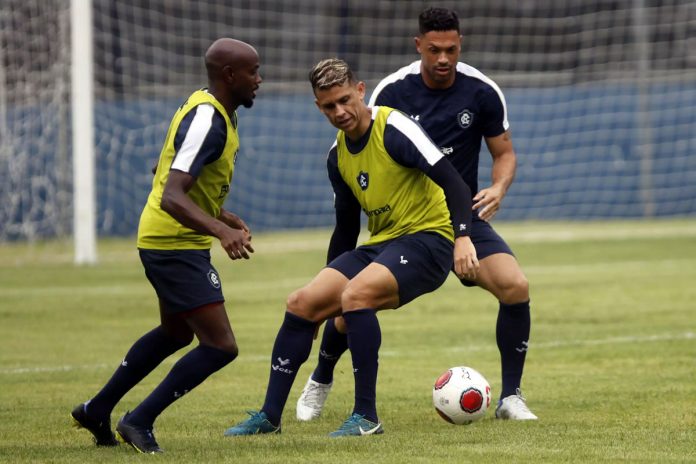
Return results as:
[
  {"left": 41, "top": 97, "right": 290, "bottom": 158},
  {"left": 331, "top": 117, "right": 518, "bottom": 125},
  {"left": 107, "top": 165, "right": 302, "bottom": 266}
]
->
[{"left": 1, "top": 0, "right": 695, "bottom": 240}]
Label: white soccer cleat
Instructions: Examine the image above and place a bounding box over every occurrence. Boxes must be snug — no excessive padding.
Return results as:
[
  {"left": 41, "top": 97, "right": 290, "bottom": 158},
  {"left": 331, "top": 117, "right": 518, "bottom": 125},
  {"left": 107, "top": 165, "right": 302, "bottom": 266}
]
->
[
  {"left": 296, "top": 376, "right": 332, "bottom": 421},
  {"left": 495, "top": 388, "right": 538, "bottom": 420}
]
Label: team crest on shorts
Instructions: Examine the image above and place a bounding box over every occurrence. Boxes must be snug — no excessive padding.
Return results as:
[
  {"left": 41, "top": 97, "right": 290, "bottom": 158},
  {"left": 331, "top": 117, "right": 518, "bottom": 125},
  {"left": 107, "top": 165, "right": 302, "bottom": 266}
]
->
[
  {"left": 457, "top": 109, "right": 474, "bottom": 129},
  {"left": 207, "top": 269, "right": 221, "bottom": 289},
  {"left": 357, "top": 171, "right": 369, "bottom": 191}
]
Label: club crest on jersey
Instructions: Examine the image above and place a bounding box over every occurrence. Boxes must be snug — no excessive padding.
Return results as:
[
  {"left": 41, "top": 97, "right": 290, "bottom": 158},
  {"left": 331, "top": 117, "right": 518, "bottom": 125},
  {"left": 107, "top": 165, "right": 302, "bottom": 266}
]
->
[
  {"left": 458, "top": 109, "right": 474, "bottom": 129},
  {"left": 357, "top": 171, "right": 369, "bottom": 191},
  {"left": 218, "top": 184, "right": 229, "bottom": 198}
]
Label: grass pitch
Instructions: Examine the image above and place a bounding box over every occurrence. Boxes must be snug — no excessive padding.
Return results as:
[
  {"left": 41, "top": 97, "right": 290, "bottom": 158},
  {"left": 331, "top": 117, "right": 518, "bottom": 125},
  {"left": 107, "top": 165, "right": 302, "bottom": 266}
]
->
[{"left": 1, "top": 219, "right": 695, "bottom": 463}]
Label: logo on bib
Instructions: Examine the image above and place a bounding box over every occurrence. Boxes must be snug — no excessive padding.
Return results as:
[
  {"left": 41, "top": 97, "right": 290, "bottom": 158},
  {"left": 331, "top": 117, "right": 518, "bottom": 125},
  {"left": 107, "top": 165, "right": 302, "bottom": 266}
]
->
[{"left": 357, "top": 171, "right": 369, "bottom": 191}]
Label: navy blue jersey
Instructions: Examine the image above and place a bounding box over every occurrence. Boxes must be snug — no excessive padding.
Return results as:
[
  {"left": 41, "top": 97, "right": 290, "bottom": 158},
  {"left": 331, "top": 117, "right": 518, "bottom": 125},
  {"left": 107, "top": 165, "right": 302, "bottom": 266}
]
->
[{"left": 368, "top": 60, "right": 509, "bottom": 195}]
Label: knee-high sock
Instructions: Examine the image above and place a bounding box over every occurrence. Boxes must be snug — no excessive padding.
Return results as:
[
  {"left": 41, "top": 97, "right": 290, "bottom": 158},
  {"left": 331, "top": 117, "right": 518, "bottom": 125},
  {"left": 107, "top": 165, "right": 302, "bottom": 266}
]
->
[
  {"left": 127, "top": 344, "right": 236, "bottom": 427},
  {"left": 343, "top": 309, "right": 381, "bottom": 423},
  {"left": 88, "top": 326, "right": 189, "bottom": 420},
  {"left": 311, "top": 318, "right": 348, "bottom": 384},
  {"left": 496, "top": 300, "right": 531, "bottom": 399},
  {"left": 261, "top": 311, "right": 316, "bottom": 426}
]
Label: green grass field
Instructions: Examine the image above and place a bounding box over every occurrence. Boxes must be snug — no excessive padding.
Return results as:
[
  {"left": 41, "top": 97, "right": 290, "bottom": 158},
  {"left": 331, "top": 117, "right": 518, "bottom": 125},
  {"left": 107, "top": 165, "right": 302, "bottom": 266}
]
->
[{"left": 1, "top": 220, "right": 695, "bottom": 463}]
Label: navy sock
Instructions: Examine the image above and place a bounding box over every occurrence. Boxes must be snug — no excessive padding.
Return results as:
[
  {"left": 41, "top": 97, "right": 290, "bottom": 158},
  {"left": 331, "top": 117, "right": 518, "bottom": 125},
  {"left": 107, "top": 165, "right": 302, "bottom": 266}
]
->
[
  {"left": 127, "top": 344, "right": 236, "bottom": 427},
  {"left": 88, "top": 326, "right": 189, "bottom": 420},
  {"left": 261, "top": 312, "right": 316, "bottom": 426},
  {"left": 496, "top": 300, "right": 531, "bottom": 399},
  {"left": 343, "top": 309, "right": 381, "bottom": 423},
  {"left": 311, "top": 318, "right": 348, "bottom": 385}
]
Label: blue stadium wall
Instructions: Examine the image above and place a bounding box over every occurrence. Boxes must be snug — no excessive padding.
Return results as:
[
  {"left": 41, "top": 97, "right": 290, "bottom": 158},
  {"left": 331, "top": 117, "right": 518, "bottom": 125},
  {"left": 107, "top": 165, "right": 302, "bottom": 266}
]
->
[{"left": 5, "top": 83, "right": 696, "bottom": 238}]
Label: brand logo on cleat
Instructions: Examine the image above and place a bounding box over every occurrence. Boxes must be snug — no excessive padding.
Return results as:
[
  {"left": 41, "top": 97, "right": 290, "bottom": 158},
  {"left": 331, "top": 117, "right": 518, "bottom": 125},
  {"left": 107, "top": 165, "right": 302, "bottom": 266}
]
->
[{"left": 358, "top": 423, "right": 382, "bottom": 435}]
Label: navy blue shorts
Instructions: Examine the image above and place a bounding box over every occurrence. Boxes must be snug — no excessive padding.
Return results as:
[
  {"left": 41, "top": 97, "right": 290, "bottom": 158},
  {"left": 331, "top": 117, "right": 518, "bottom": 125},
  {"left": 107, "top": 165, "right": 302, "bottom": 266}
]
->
[
  {"left": 139, "top": 249, "right": 225, "bottom": 314},
  {"left": 458, "top": 216, "right": 515, "bottom": 287},
  {"left": 327, "top": 231, "right": 453, "bottom": 307}
]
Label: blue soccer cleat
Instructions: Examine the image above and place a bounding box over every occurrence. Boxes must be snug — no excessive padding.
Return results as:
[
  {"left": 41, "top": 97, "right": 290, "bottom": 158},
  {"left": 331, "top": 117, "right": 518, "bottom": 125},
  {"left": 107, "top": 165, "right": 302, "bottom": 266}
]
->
[
  {"left": 329, "top": 413, "right": 384, "bottom": 437},
  {"left": 223, "top": 411, "right": 280, "bottom": 436}
]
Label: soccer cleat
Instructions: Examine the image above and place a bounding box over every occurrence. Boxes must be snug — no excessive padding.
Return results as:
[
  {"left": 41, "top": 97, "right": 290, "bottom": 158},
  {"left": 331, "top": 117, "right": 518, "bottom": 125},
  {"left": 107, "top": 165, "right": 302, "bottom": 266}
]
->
[
  {"left": 495, "top": 388, "right": 538, "bottom": 420},
  {"left": 70, "top": 402, "right": 119, "bottom": 446},
  {"left": 223, "top": 411, "right": 281, "bottom": 436},
  {"left": 328, "top": 413, "right": 384, "bottom": 437},
  {"left": 116, "top": 412, "right": 163, "bottom": 454},
  {"left": 296, "top": 376, "right": 333, "bottom": 421}
]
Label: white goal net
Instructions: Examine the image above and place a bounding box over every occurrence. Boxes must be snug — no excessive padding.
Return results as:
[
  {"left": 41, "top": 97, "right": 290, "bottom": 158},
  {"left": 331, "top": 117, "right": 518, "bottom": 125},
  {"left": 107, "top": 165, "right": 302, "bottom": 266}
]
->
[{"left": 1, "top": 0, "right": 695, "bottom": 244}]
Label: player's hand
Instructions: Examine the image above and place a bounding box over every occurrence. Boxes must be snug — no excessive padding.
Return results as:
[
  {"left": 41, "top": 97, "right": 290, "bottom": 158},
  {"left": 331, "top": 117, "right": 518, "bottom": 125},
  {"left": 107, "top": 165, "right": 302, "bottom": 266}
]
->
[
  {"left": 453, "top": 236, "right": 479, "bottom": 281},
  {"left": 473, "top": 185, "right": 505, "bottom": 222},
  {"left": 220, "top": 227, "right": 254, "bottom": 260},
  {"left": 219, "top": 210, "right": 252, "bottom": 239}
]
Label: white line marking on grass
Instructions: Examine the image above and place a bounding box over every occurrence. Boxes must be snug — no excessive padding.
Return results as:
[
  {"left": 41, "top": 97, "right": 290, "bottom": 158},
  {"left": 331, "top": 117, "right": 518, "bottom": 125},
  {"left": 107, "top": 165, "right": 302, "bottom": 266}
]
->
[
  {"left": 0, "top": 363, "right": 112, "bottom": 374},
  {"left": 442, "top": 331, "right": 695, "bottom": 354},
  {"left": 501, "top": 225, "right": 696, "bottom": 243},
  {"left": 2, "top": 332, "right": 693, "bottom": 375}
]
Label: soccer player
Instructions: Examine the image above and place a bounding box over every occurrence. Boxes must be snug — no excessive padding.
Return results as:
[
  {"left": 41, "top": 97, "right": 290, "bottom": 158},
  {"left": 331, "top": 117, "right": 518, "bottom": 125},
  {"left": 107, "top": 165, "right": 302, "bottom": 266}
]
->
[
  {"left": 70, "top": 38, "right": 262, "bottom": 453},
  {"left": 223, "top": 58, "right": 477, "bottom": 437},
  {"left": 297, "top": 7, "right": 537, "bottom": 421}
]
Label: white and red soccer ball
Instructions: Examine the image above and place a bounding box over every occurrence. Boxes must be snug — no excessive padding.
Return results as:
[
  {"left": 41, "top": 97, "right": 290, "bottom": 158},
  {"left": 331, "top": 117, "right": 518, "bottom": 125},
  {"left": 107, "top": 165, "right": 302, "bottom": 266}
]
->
[{"left": 432, "top": 366, "right": 492, "bottom": 425}]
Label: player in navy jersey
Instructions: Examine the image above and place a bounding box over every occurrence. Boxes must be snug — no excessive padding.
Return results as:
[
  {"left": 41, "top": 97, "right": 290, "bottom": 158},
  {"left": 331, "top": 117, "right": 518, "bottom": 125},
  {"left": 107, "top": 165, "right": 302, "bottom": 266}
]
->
[
  {"left": 224, "top": 58, "right": 477, "bottom": 437},
  {"left": 297, "top": 7, "right": 537, "bottom": 421},
  {"left": 70, "top": 38, "right": 261, "bottom": 453}
]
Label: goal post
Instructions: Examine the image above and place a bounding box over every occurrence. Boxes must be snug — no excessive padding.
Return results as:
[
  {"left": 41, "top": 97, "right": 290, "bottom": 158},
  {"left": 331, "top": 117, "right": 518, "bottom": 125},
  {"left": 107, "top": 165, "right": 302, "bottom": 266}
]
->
[{"left": 71, "top": 0, "right": 97, "bottom": 264}]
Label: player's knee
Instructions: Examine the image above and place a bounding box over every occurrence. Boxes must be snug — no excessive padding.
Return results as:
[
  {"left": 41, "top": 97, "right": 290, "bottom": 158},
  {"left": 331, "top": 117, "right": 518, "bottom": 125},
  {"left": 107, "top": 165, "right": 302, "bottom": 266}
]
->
[
  {"left": 216, "top": 338, "right": 239, "bottom": 359},
  {"left": 161, "top": 326, "right": 195, "bottom": 346},
  {"left": 513, "top": 274, "right": 530, "bottom": 300},
  {"left": 286, "top": 288, "right": 321, "bottom": 321},
  {"left": 340, "top": 283, "right": 373, "bottom": 310},
  {"left": 200, "top": 342, "right": 238, "bottom": 367},
  {"left": 286, "top": 288, "right": 310, "bottom": 314},
  {"left": 500, "top": 274, "right": 529, "bottom": 304}
]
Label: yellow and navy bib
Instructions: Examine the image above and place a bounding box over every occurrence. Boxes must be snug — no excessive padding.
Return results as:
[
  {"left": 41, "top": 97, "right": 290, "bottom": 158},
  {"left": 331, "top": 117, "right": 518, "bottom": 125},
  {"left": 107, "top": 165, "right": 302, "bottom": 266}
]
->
[
  {"left": 137, "top": 89, "right": 238, "bottom": 249},
  {"left": 335, "top": 106, "right": 454, "bottom": 245}
]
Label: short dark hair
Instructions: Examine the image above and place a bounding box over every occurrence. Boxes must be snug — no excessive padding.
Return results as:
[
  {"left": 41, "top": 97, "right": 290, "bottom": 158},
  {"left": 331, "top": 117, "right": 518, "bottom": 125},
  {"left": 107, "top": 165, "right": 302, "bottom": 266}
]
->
[{"left": 418, "top": 7, "right": 460, "bottom": 34}]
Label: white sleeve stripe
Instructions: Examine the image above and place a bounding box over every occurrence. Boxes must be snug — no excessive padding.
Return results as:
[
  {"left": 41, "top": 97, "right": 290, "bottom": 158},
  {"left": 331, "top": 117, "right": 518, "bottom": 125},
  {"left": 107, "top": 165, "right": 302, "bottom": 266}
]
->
[
  {"left": 456, "top": 62, "right": 509, "bottom": 130},
  {"left": 386, "top": 110, "right": 443, "bottom": 166},
  {"left": 171, "top": 104, "right": 216, "bottom": 172},
  {"left": 367, "top": 60, "right": 420, "bottom": 106}
]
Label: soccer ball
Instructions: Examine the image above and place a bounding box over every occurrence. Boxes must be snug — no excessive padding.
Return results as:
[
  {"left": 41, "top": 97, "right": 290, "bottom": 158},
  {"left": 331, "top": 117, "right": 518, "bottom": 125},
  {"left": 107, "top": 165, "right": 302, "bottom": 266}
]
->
[{"left": 432, "top": 366, "right": 492, "bottom": 425}]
